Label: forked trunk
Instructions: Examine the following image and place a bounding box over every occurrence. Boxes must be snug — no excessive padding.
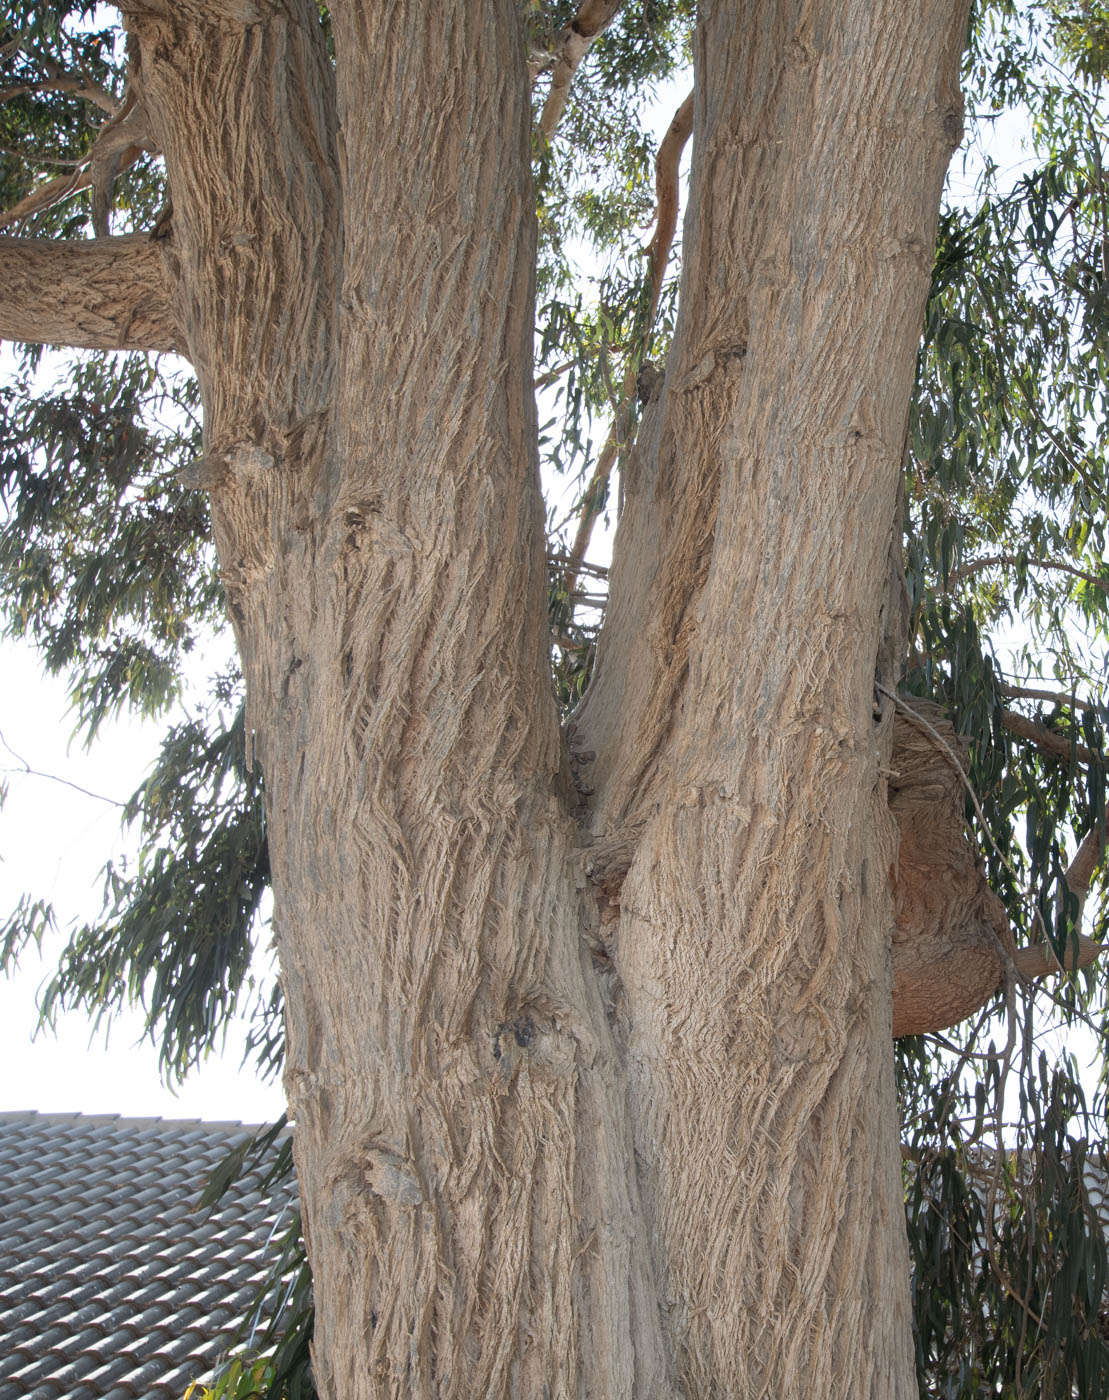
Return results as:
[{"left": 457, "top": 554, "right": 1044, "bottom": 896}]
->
[{"left": 117, "top": 0, "right": 970, "bottom": 1393}]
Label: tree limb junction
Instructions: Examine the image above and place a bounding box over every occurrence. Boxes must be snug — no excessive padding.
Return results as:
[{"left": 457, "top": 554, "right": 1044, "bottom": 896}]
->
[{"left": 533, "top": 0, "right": 625, "bottom": 136}]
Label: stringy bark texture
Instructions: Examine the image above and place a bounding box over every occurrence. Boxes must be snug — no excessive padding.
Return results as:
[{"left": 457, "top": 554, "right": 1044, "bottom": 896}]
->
[{"left": 0, "top": 2, "right": 994, "bottom": 1395}]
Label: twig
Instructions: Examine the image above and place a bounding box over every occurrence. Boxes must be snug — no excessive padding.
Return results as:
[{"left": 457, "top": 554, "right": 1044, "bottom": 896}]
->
[
  {"left": 534, "top": 359, "right": 575, "bottom": 390},
  {"left": 547, "top": 551, "right": 608, "bottom": 580},
  {"left": 0, "top": 725, "right": 127, "bottom": 808},
  {"left": 0, "top": 144, "right": 87, "bottom": 168}
]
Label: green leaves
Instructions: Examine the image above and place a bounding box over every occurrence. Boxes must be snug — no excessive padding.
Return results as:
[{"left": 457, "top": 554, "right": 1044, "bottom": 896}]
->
[
  {"left": 1, "top": 2, "right": 165, "bottom": 237},
  {"left": 892, "top": 8, "right": 1109, "bottom": 1392},
  {"left": 533, "top": 2, "right": 690, "bottom": 498},
  {"left": 906, "top": 0, "right": 1109, "bottom": 962},
  {"left": 0, "top": 350, "right": 218, "bottom": 740},
  {"left": 903, "top": 1053, "right": 1109, "bottom": 1396},
  {"left": 36, "top": 684, "right": 269, "bottom": 1084},
  {"left": 0, "top": 893, "right": 54, "bottom": 974}
]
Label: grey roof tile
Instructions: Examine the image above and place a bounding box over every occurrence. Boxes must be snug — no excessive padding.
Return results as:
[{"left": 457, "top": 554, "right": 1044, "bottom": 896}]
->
[
  {"left": 65, "top": 1356, "right": 137, "bottom": 1389},
  {"left": 19, "top": 1383, "right": 65, "bottom": 1400},
  {"left": 2, "top": 1353, "right": 71, "bottom": 1386},
  {"left": 0, "top": 1110, "right": 298, "bottom": 1400}
]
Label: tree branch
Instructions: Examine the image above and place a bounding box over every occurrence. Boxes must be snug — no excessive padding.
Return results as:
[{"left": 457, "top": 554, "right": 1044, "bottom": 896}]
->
[
  {"left": 1001, "top": 708, "right": 1101, "bottom": 769},
  {"left": 1011, "top": 934, "right": 1101, "bottom": 979},
  {"left": 0, "top": 145, "right": 86, "bottom": 167},
  {"left": 997, "top": 681, "right": 1102, "bottom": 712},
  {"left": 560, "top": 89, "right": 693, "bottom": 600},
  {"left": 1066, "top": 823, "right": 1105, "bottom": 899},
  {"left": 0, "top": 74, "right": 118, "bottom": 112},
  {"left": 0, "top": 235, "right": 184, "bottom": 355},
  {"left": 913, "top": 693, "right": 1107, "bottom": 979},
  {"left": 1, "top": 30, "right": 120, "bottom": 114},
  {"left": 950, "top": 552, "right": 1109, "bottom": 594},
  {"left": 86, "top": 94, "right": 152, "bottom": 237},
  {"left": 560, "top": 407, "right": 630, "bottom": 600},
  {"left": 533, "top": 1, "right": 625, "bottom": 137},
  {"left": 0, "top": 142, "right": 148, "bottom": 231},
  {"left": 644, "top": 90, "right": 694, "bottom": 297},
  {"left": 0, "top": 72, "right": 157, "bottom": 237}
]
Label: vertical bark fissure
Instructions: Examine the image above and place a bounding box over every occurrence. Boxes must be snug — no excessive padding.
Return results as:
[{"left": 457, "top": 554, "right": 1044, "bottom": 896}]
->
[
  {"left": 573, "top": 1, "right": 803, "bottom": 839},
  {"left": 124, "top": 0, "right": 672, "bottom": 1388},
  {"left": 119, "top": 0, "right": 343, "bottom": 733},
  {"left": 122, "top": 2, "right": 341, "bottom": 442},
  {"left": 124, "top": 2, "right": 669, "bottom": 1393}
]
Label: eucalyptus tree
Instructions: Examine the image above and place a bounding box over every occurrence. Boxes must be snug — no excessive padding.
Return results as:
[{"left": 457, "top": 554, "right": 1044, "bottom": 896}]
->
[{"left": 2, "top": 2, "right": 1108, "bottom": 1396}]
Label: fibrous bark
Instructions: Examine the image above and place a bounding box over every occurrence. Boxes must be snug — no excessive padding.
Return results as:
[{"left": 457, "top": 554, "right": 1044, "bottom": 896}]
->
[
  {"left": 576, "top": 2, "right": 972, "bottom": 1391},
  {"left": 271, "top": 2, "right": 666, "bottom": 1392},
  {"left": 6, "top": 2, "right": 988, "bottom": 1395},
  {"left": 589, "top": 693, "right": 1099, "bottom": 1041},
  {"left": 117, "top": 1, "right": 667, "bottom": 1394},
  {"left": 0, "top": 234, "right": 182, "bottom": 354}
]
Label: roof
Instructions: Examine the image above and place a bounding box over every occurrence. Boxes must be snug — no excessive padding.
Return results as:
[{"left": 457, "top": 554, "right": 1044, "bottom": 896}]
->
[{"left": 0, "top": 1110, "right": 297, "bottom": 1400}]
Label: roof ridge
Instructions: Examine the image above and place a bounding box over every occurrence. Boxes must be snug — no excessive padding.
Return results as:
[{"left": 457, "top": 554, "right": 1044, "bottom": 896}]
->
[{"left": 0, "top": 1108, "right": 282, "bottom": 1132}]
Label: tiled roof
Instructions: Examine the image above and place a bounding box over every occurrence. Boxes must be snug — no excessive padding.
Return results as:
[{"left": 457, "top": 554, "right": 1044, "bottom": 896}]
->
[{"left": 0, "top": 1110, "right": 296, "bottom": 1400}]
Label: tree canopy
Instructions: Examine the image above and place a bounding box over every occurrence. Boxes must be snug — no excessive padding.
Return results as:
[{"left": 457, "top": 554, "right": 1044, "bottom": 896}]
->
[{"left": 2, "top": 1, "right": 1109, "bottom": 1395}]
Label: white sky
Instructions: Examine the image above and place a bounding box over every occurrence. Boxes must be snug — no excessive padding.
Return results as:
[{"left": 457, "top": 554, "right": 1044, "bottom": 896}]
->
[{"left": 0, "top": 638, "right": 285, "bottom": 1122}]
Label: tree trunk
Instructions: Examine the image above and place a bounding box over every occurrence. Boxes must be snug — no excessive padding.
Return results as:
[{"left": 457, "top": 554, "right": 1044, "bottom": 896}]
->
[
  {"left": 576, "top": 4, "right": 969, "bottom": 1390},
  {"left": 260, "top": 4, "right": 668, "bottom": 1391},
  {"left": 49, "top": 0, "right": 969, "bottom": 1393}
]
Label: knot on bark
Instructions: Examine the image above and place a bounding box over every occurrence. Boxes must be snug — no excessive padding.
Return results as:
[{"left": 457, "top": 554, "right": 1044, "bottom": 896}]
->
[
  {"left": 490, "top": 1010, "right": 578, "bottom": 1080},
  {"left": 326, "top": 1146, "right": 423, "bottom": 1235},
  {"left": 636, "top": 359, "right": 665, "bottom": 406}
]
